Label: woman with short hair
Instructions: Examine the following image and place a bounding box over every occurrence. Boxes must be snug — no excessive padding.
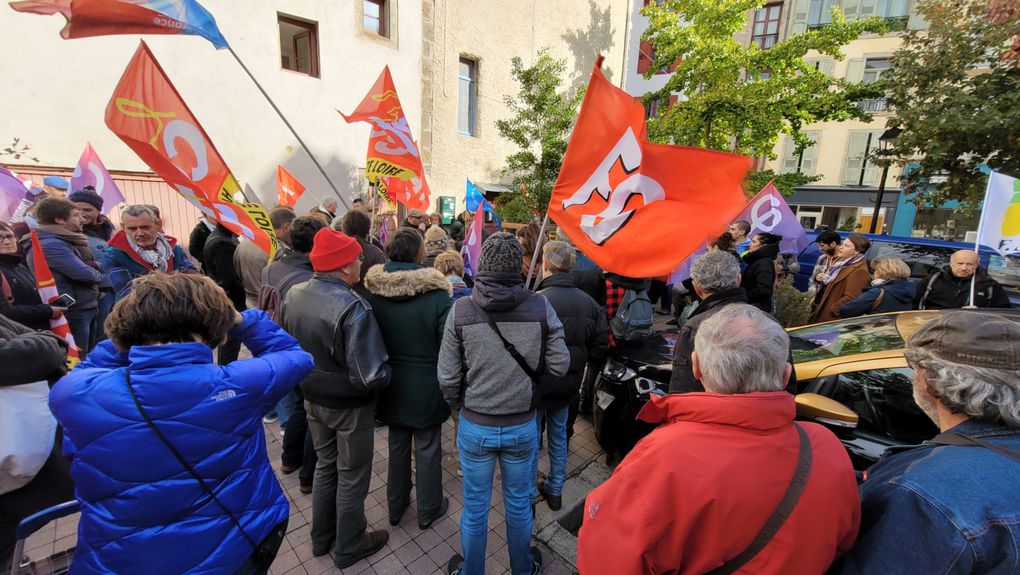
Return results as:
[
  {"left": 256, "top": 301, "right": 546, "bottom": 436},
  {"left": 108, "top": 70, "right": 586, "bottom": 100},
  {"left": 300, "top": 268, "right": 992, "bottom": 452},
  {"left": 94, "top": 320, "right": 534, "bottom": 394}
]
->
[
  {"left": 810, "top": 233, "right": 872, "bottom": 323},
  {"left": 839, "top": 256, "right": 916, "bottom": 318},
  {"left": 49, "top": 273, "right": 313, "bottom": 575},
  {"left": 363, "top": 229, "right": 452, "bottom": 530}
]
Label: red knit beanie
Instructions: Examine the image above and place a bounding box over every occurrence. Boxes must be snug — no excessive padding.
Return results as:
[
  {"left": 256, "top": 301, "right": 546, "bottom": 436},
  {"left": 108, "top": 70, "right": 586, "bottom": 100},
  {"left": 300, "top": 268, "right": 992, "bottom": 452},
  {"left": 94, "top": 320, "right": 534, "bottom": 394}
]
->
[{"left": 310, "top": 228, "right": 362, "bottom": 272}]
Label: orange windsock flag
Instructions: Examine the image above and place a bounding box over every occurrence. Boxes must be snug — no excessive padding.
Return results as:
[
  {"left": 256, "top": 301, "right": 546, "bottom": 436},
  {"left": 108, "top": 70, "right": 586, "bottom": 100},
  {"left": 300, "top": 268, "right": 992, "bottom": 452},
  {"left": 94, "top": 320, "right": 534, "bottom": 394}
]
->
[
  {"left": 340, "top": 66, "right": 430, "bottom": 212},
  {"left": 30, "top": 230, "right": 80, "bottom": 369},
  {"left": 549, "top": 58, "right": 753, "bottom": 277},
  {"left": 277, "top": 166, "right": 305, "bottom": 208},
  {"left": 105, "top": 41, "right": 278, "bottom": 258}
]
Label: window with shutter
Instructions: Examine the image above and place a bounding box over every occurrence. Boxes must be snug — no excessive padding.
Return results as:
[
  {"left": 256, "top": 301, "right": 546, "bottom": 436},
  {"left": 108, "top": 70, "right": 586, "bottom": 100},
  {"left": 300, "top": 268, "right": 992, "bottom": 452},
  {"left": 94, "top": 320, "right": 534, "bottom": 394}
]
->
[
  {"left": 845, "top": 58, "right": 865, "bottom": 82},
  {"left": 801, "top": 131, "right": 821, "bottom": 176},
  {"left": 793, "top": 0, "right": 810, "bottom": 34},
  {"left": 638, "top": 40, "right": 653, "bottom": 74},
  {"left": 842, "top": 130, "right": 881, "bottom": 185}
]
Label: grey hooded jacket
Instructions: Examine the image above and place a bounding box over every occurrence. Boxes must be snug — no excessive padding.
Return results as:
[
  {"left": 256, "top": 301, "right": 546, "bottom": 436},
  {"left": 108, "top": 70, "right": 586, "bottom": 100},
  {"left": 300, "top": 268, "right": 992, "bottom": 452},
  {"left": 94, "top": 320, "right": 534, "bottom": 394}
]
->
[{"left": 438, "top": 271, "right": 570, "bottom": 426}]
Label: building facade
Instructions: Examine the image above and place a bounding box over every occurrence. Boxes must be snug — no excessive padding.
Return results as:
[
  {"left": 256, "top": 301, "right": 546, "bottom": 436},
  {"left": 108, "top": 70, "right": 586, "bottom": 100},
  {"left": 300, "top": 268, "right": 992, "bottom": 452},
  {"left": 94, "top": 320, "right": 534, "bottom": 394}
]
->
[
  {"left": 2, "top": 0, "right": 425, "bottom": 234},
  {"left": 766, "top": 0, "right": 932, "bottom": 236},
  {"left": 423, "top": 0, "right": 628, "bottom": 218}
]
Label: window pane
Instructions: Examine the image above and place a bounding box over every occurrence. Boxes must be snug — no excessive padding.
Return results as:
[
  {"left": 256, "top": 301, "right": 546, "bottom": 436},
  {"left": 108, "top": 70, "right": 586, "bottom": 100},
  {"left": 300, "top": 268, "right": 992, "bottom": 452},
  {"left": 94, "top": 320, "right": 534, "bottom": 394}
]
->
[
  {"left": 363, "top": 15, "right": 379, "bottom": 33},
  {"left": 789, "top": 314, "right": 905, "bottom": 363},
  {"left": 767, "top": 20, "right": 778, "bottom": 34},
  {"left": 364, "top": 0, "right": 380, "bottom": 18},
  {"left": 832, "top": 368, "right": 939, "bottom": 444},
  {"left": 459, "top": 59, "right": 472, "bottom": 78},
  {"left": 458, "top": 78, "right": 471, "bottom": 133}
]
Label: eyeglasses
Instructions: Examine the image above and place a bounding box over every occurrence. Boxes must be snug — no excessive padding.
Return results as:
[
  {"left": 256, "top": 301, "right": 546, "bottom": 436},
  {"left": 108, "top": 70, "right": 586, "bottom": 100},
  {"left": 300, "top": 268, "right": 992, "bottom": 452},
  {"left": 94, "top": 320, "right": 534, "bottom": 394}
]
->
[{"left": 0, "top": 233, "right": 15, "bottom": 242}]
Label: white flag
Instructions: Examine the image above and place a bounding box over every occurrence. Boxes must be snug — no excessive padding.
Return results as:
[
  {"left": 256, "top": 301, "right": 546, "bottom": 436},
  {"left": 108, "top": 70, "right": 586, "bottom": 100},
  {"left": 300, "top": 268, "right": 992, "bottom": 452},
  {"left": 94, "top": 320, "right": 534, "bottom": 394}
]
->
[{"left": 977, "top": 171, "right": 1020, "bottom": 256}]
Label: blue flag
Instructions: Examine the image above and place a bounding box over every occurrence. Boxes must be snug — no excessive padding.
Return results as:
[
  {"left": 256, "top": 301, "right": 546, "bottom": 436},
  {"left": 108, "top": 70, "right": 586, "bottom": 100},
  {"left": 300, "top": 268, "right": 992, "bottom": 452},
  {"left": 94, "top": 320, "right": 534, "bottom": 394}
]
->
[{"left": 466, "top": 179, "right": 502, "bottom": 230}]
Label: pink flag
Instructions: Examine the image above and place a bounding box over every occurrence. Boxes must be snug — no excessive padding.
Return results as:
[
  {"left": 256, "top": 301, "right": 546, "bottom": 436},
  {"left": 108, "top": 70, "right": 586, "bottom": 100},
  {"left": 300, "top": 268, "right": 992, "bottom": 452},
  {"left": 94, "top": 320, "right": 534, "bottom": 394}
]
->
[
  {"left": 70, "top": 143, "right": 125, "bottom": 214},
  {"left": 461, "top": 203, "right": 485, "bottom": 279}
]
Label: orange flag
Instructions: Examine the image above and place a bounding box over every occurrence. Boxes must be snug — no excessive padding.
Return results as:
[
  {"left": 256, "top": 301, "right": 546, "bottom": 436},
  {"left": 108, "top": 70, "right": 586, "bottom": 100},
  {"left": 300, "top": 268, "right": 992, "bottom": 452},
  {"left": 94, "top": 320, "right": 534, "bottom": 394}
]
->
[
  {"left": 340, "top": 66, "right": 430, "bottom": 212},
  {"left": 277, "top": 166, "right": 305, "bottom": 208},
  {"left": 105, "top": 41, "right": 278, "bottom": 258},
  {"left": 549, "top": 57, "right": 752, "bottom": 277},
  {"left": 30, "top": 230, "right": 80, "bottom": 369}
]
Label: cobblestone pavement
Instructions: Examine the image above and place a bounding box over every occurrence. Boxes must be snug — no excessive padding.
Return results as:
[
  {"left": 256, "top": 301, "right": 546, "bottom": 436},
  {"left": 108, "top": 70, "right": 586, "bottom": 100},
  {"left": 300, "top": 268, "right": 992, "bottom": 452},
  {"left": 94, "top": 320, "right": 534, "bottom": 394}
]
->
[{"left": 21, "top": 414, "right": 605, "bottom": 575}]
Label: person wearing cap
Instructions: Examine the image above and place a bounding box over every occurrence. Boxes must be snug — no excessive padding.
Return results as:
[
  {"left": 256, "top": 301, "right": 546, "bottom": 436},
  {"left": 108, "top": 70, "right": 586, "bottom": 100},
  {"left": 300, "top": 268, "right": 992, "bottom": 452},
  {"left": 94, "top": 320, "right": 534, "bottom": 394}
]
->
[
  {"left": 423, "top": 224, "right": 450, "bottom": 267},
  {"left": 280, "top": 228, "right": 392, "bottom": 569},
  {"left": 834, "top": 311, "right": 1020, "bottom": 574},
  {"left": 438, "top": 232, "right": 570, "bottom": 575},
  {"left": 68, "top": 185, "right": 116, "bottom": 242},
  {"left": 42, "top": 175, "right": 69, "bottom": 199},
  {"left": 402, "top": 208, "right": 427, "bottom": 236},
  {"left": 531, "top": 241, "right": 608, "bottom": 511}
]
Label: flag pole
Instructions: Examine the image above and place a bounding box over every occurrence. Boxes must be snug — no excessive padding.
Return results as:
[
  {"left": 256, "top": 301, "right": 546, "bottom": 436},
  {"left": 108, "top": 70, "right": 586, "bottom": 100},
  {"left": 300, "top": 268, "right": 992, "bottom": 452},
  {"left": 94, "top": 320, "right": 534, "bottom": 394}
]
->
[
  {"left": 969, "top": 172, "right": 994, "bottom": 307},
  {"left": 227, "top": 46, "right": 351, "bottom": 211},
  {"left": 528, "top": 212, "right": 550, "bottom": 291}
]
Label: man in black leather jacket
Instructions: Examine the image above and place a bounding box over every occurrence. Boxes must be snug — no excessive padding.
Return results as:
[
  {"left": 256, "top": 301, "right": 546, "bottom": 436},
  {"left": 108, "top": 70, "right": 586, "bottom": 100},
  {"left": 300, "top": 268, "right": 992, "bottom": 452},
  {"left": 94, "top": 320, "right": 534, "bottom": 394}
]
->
[{"left": 281, "top": 228, "right": 391, "bottom": 569}]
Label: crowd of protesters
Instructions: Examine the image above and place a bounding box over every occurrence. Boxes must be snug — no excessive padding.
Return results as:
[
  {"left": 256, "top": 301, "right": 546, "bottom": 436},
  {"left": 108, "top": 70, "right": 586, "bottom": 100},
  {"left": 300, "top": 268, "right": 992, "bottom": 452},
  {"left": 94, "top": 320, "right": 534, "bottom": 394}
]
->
[{"left": 2, "top": 179, "right": 1019, "bottom": 575}]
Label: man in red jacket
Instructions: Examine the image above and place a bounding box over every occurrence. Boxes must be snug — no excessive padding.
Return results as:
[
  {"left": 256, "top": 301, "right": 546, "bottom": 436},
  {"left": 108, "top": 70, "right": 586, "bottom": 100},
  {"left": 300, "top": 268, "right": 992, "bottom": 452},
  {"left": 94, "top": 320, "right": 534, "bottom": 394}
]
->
[{"left": 577, "top": 304, "right": 860, "bottom": 575}]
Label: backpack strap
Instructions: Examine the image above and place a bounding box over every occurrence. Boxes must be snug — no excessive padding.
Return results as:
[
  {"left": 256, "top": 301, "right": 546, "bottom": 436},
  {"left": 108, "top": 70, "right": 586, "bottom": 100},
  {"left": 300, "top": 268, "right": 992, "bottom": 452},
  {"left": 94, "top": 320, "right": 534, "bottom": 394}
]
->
[
  {"left": 706, "top": 424, "right": 813, "bottom": 575},
  {"left": 930, "top": 431, "right": 1020, "bottom": 465},
  {"left": 918, "top": 274, "right": 939, "bottom": 310}
]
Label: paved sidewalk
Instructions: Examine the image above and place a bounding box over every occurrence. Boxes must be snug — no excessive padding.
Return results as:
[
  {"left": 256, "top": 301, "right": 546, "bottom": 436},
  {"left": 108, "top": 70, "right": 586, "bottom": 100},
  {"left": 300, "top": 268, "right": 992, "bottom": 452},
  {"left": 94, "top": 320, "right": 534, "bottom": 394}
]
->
[{"left": 21, "top": 414, "right": 604, "bottom": 575}]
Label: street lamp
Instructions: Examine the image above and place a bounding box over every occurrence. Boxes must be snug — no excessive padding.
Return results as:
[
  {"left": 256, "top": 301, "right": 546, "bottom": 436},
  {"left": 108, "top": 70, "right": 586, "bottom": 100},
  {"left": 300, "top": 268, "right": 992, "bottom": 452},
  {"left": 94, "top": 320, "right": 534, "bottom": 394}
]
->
[{"left": 869, "top": 126, "right": 902, "bottom": 234}]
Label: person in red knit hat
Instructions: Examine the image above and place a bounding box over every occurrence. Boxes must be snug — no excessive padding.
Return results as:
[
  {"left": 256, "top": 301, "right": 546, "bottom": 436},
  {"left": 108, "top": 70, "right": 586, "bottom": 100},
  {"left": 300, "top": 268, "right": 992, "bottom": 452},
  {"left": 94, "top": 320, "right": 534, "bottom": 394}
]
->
[{"left": 280, "top": 228, "right": 393, "bottom": 569}]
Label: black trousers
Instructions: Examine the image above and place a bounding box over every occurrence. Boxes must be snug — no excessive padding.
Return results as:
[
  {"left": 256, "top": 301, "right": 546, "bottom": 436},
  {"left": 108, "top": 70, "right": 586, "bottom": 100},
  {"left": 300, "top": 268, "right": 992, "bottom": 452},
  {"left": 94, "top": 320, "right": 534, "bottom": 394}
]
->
[
  {"left": 229, "top": 519, "right": 288, "bottom": 575},
  {"left": 0, "top": 438, "right": 75, "bottom": 567},
  {"left": 281, "top": 388, "right": 317, "bottom": 488}
]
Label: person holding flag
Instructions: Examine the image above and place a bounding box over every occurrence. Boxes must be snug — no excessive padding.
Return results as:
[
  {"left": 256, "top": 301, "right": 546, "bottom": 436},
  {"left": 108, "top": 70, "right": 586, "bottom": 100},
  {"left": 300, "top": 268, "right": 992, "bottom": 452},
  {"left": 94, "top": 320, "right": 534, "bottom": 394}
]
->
[
  {"left": 29, "top": 198, "right": 102, "bottom": 357},
  {"left": 0, "top": 221, "right": 64, "bottom": 330}
]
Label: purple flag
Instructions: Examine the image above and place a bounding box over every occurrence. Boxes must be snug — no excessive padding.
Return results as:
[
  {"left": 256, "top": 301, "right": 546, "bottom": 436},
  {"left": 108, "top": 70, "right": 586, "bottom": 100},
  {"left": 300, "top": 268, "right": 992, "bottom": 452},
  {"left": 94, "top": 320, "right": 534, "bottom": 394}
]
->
[
  {"left": 461, "top": 203, "right": 485, "bottom": 279},
  {"left": 670, "top": 182, "right": 808, "bottom": 283},
  {"left": 70, "top": 143, "right": 125, "bottom": 213},
  {"left": 0, "top": 166, "right": 33, "bottom": 221}
]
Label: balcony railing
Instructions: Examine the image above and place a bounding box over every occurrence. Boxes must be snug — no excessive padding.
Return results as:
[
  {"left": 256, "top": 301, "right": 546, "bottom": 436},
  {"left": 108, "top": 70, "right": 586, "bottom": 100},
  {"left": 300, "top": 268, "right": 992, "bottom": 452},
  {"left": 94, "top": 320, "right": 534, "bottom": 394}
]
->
[{"left": 857, "top": 98, "right": 889, "bottom": 112}]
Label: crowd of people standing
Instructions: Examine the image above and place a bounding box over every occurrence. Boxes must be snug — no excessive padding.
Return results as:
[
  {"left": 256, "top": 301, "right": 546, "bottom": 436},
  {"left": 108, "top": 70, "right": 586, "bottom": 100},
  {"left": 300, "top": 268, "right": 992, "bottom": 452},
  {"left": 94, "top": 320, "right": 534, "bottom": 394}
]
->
[{"left": 2, "top": 179, "right": 1018, "bottom": 575}]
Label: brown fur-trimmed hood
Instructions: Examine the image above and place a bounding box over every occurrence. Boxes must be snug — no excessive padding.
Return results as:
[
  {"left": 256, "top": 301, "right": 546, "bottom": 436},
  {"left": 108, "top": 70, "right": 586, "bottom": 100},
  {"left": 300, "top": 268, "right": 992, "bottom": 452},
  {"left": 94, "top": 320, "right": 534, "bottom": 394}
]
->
[{"left": 364, "top": 263, "right": 453, "bottom": 299}]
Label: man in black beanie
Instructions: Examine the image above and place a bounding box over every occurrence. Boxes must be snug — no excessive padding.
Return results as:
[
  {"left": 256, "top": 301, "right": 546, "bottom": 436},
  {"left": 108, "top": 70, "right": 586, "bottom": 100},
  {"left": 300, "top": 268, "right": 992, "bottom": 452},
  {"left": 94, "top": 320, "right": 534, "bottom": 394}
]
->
[{"left": 438, "top": 232, "right": 569, "bottom": 575}]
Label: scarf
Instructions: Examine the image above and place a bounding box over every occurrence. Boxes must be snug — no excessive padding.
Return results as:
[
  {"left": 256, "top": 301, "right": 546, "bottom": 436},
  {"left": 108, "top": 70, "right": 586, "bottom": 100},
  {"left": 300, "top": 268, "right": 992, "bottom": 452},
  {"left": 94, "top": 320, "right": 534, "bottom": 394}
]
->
[
  {"left": 127, "top": 233, "right": 173, "bottom": 272},
  {"left": 820, "top": 253, "right": 865, "bottom": 286},
  {"left": 36, "top": 224, "right": 94, "bottom": 262}
]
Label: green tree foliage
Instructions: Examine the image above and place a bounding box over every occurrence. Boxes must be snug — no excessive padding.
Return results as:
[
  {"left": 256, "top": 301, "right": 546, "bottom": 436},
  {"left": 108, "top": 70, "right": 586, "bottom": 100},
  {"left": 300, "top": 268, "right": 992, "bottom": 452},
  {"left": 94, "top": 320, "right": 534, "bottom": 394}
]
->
[
  {"left": 744, "top": 168, "right": 820, "bottom": 197},
  {"left": 642, "top": 0, "right": 886, "bottom": 164},
  {"left": 885, "top": 0, "right": 1020, "bottom": 206},
  {"left": 495, "top": 49, "right": 585, "bottom": 221}
]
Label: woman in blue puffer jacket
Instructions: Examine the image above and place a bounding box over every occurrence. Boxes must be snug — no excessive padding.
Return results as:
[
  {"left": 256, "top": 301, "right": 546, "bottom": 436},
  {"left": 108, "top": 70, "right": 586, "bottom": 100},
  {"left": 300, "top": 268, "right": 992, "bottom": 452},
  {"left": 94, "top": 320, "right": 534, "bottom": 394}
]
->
[{"left": 49, "top": 273, "right": 313, "bottom": 575}]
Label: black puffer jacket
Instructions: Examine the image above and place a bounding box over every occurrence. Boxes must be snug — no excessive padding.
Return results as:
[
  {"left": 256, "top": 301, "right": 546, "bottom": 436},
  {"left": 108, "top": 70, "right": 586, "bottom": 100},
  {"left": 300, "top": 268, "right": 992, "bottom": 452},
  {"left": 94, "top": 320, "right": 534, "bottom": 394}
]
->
[
  {"left": 0, "top": 254, "right": 52, "bottom": 331},
  {"left": 668, "top": 288, "right": 748, "bottom": 394},
  {"left": 741, "top": 243, "right": 779, "bottom": 313},
  {"left": 535, "top": 274, "right": 609, "bottom": 408},
  {"left": 0, "top": 314, "right": 67, "bottom": 386}
]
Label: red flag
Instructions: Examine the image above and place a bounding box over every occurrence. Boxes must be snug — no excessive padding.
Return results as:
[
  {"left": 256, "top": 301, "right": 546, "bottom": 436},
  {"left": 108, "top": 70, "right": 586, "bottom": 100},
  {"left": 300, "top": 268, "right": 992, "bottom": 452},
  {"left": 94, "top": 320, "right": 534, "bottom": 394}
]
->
[
  {"left": 9, "top": 0, "right": 230, "bottom": 48},
  {"left": 340, "top": 66, "right": 430, "bottom": 212},
  {"left": 105, "top": 41, "right": 278, "bottom": 258},
  {"left": 30, "top": 230, "right": 80, "bottom": 368},
  {"left": 549, "top": 58, "right": 752, "bottom": 277},
  {"left": 277, "top": 166, "right": 305, "bottom": 208}
]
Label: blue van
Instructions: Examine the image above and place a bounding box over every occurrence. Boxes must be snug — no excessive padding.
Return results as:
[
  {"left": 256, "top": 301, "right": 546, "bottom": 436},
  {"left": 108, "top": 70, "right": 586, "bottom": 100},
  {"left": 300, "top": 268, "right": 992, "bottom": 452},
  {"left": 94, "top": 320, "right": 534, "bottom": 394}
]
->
[{"left": 793, "top": 232, "right": 1020, "bottom": 305}]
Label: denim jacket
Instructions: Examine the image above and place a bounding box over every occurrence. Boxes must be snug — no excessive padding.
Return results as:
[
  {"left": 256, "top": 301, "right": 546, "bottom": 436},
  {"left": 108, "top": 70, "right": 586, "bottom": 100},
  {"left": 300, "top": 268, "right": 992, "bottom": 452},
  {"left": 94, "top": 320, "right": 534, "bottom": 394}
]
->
[{"left": 835, "top": 420, "right": 1020, "bottom": 574}]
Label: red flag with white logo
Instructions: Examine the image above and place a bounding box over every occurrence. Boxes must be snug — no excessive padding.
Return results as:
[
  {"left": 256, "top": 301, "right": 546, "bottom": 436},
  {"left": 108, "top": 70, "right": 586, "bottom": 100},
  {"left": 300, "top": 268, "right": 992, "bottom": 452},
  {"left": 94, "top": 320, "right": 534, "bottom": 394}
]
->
[
  {"left": 30, "top": 230, "right": 80, "bottom": 368},
  {"left": 549, "top": 58, "right": 752, "bottom": 277},
  {"left": 277, "top": 166, "right": 305, "bottom": 208}
]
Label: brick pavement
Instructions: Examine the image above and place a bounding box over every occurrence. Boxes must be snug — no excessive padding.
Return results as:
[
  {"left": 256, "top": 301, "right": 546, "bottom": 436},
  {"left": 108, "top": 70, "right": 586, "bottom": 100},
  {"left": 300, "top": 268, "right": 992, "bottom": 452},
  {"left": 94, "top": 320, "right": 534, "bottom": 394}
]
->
[{"left": 20, "top": 414, "right": 604, "bottom": 575}]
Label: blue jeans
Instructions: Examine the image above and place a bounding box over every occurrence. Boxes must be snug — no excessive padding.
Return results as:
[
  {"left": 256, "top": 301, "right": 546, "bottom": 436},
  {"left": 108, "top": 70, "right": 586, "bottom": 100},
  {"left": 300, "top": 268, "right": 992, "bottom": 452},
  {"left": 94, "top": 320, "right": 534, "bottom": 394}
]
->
[
  {"left": 274, "top": 390, "right": 295, "bottom": 428},
  {"left": 457, "top": 414, "right": 538, "bottom": 575},
  {"left": 65, "top": 307, "right": 98, "bottom": 358},
  {"left": 532, "top": 406, "right": 569, "bottom": 498}
]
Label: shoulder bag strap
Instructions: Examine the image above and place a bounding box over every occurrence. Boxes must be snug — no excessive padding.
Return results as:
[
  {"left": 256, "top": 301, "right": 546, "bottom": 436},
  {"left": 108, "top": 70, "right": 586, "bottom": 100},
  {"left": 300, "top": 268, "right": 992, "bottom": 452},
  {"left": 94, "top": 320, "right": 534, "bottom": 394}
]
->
[
  {"left": 869, "top": 288, "right": 886, "bottom": 312},
  {"left": 930, "top": 431, "right": 1020, "bottom": 465},
  {"left": 706, "top": 423, "right": 814, "bottom": 575},
  {"left": 124, "top": 368, "right": 259, "bottom": 551},
  {"left": 467, "top": 298, "right": 542, "bottom": 382}
]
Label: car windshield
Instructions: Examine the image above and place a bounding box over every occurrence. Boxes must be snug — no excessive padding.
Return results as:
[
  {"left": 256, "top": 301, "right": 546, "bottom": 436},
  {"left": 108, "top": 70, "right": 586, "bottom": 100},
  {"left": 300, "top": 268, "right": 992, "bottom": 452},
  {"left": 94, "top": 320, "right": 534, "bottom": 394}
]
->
[
  {"left": 988, "top": 254, "right": 1020, "bottom": 296},
  {"left": 789, "top": 315, "right": 905, "bottom": 363}
]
